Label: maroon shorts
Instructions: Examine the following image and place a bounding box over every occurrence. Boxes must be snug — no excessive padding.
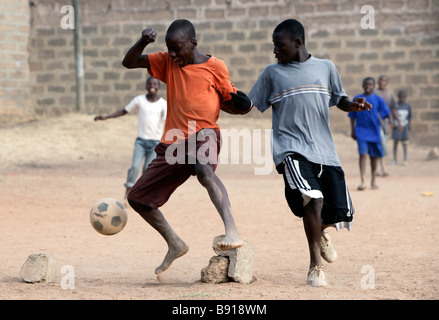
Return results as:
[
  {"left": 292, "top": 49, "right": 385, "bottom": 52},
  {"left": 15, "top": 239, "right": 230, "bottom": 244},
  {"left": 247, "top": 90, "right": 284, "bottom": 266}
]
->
[{"left": 127, "top": 128, "right": 221, "bottom": 209}]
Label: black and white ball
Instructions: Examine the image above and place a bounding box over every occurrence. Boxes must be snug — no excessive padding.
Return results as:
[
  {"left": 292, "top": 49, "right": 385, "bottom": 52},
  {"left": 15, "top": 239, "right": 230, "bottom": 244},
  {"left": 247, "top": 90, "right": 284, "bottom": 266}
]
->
[{"left": 90, "top": 198, "right": 127, "bottom": 235}]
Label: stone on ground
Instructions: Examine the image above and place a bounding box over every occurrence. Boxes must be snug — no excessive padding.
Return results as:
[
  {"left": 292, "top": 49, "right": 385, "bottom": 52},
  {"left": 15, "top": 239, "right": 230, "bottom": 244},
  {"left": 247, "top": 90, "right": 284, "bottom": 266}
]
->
[
  {"left": 427, "top": 147, "right": 438, "bottom": 161},
  {"left": 20, "top": 253, "right": 56, "bottom": 283},
  {"left": 212, "top": 235, "right": 255, "bottom": 284},
  {"left": 201, "top": 256, "right": 230, "bottom": 284}
]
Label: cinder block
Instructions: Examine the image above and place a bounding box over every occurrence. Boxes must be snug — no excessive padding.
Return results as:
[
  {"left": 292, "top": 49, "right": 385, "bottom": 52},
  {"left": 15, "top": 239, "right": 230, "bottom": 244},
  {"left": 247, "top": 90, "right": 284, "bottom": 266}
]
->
[
  {"left": 212, "top": 235, "right": 255, "bottom": 284},
  {"left": 20, "top": 253, "right": 56, "bottom": 283}
]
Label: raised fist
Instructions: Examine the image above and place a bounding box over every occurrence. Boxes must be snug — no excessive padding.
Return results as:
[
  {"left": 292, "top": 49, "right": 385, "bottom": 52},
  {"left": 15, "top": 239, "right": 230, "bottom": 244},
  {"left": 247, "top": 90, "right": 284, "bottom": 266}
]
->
[{"left": 142, "top": 28, "right": 157, "bottom": 43}]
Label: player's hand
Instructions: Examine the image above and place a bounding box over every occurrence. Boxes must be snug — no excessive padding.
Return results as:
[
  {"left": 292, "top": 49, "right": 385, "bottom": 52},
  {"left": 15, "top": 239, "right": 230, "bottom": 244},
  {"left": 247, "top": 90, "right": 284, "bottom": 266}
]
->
[
  {"left": 94, "top": 115, "right": 106, "bottom": 121},
  {"left": 230, "top": 90, "right": 253, "bottom": 111},
  {"left": 351, "top": 97, "right": 372, "bottom": 112},
  {"left": 141, "top": 28, "right": 157, "bottom": 43}
]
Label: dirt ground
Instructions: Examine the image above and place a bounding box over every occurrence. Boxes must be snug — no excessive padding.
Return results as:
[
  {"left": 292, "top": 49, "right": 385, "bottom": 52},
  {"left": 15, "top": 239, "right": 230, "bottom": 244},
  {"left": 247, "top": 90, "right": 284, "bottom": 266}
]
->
[{"left": 0, "top": 111, "right": 438, "bottom": 301}]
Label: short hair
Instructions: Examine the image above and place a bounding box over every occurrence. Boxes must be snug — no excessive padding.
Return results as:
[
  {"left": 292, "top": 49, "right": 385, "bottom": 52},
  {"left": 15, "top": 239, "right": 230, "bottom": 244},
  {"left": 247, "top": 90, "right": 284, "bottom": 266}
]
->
[
  {"left": 363, "top": 77, "right": 375, "bottom": 85},
  {"left": 166, "top": 19, "right": 196, "bottom": 40},
  {"left": 398, "top": 90, "right": 407, "bottom": 97},
  {"left": 273, "top": 19, "right": 305, "bottom": 44},
  {"left": 146, "top": 76, "right": 160, "bottom": 87}
]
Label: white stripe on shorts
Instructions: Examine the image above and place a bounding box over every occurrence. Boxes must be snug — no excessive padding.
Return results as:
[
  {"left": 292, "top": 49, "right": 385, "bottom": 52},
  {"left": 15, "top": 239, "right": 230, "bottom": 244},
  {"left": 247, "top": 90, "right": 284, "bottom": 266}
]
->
[
  {"left": 345, "top": 185, "right": 354, "bottom": 216},
  {"left": 284, "top": 158, "right": 323, "bottom": 207}
]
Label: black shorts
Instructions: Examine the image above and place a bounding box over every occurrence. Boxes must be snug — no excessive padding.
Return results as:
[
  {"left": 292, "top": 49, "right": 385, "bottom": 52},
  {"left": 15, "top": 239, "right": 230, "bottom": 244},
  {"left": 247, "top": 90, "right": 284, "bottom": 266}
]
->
[{"left": 282, "top": 154, "right": 354, "bottom": 229}]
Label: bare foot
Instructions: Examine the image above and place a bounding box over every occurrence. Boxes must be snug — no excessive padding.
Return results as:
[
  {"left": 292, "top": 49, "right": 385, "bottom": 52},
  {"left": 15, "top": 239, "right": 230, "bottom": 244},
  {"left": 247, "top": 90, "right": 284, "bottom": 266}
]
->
[
  {"left": 371, "top": 183, "right": 379, "bottom": 190},
  {"left": 217, "top": 232, "right": 244, "bottom": 250},
  {"left": 357, "top": 183, "right": 366, "bottom": 191},
  {"left": 155, "top": 239, "right": 189, "bottom": 274}
]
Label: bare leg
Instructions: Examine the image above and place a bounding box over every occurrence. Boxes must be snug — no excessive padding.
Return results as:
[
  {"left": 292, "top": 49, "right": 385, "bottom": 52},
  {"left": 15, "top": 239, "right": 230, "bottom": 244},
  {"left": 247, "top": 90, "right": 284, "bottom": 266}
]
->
[
  {"left": 195, "top": 162, "right": 243, "bottom": 250},
  {"left": 370, "top": 156, "right": 379, "bottom": 189},
  {"left": 393, "top": 140, "right": 398, "bottom": 164},
  {"left": 378, "top": 158, "right": 388, "bottom": 176},
  {"left": 357, "top": 154, "right": 367, "bottom": 190},
  {"left": 303, "top": 198, "right": 324, "bottom": 268},
  {"left": 402, "top": 141, "right": 408, "bottom": 164},
  {"left": 128, "top": 200, "right": 189, "bottom": 274}
]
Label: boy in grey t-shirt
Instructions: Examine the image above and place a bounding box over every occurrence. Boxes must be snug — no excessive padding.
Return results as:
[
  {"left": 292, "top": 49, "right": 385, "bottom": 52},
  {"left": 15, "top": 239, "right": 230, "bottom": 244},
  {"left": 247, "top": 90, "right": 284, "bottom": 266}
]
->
[
  {"left": 392, "top": 90, "right": 412, "bottom": 165},
  {"left": 248, "top": 19, "right": 372, "bottom": 287}
]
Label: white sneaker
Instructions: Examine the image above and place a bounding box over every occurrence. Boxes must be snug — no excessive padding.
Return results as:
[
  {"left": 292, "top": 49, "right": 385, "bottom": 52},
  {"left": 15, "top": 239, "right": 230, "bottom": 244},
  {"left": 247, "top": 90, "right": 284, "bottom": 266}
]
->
[
  {"left": 320, "top": 230, "right": 337, "bottom": 263},
  {"left": 307, "top": 265, "right": 327, "bottom": 287}
]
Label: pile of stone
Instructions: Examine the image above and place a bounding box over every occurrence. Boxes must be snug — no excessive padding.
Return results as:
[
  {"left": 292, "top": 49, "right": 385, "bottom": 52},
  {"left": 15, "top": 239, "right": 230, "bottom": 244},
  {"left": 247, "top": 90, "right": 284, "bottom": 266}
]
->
[{"left": 201, "top": 235, "right": 255, "bottom": 284}]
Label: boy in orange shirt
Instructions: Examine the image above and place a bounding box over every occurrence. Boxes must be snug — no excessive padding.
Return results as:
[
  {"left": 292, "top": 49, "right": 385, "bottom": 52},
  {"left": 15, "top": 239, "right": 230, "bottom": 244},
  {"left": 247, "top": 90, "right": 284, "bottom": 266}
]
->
[{"left": 122, "top": 19, "right": 252, "bottom": 275}]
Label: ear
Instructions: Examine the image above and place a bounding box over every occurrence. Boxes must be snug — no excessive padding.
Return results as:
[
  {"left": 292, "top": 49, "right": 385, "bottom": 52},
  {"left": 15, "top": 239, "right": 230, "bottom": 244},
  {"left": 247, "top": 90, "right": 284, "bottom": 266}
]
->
[
  {"left": 191, "top": 38, "right": 197, "bottom": 49},
  {"left": 294, "top": 38, "right": 303, "bottom": 48}
]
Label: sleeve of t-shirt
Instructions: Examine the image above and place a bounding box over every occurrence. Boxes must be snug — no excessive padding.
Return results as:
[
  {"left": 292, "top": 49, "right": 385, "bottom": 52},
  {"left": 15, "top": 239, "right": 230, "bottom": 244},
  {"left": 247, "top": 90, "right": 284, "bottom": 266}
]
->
[
  {"left": 124, "top": 96, "right": 139, "bottom": 113},
  {"left": 212, "top": 59, "right": 237, "bottom": 102},
  {"left": 248, "top": 66, "right": 273, "bottom": 113},
  {"left": 328, "top": 60, "right": 349, "bottom": 107},
  {"left": 146, "top": 52, "right": 168, "bottom": 83}
]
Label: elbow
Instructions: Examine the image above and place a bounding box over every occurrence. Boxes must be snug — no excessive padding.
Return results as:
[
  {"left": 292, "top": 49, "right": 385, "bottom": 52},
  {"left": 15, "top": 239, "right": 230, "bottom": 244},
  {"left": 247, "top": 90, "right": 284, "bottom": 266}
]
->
[{"left": 122, "top": 59, "right": 133, "bottom": 69}]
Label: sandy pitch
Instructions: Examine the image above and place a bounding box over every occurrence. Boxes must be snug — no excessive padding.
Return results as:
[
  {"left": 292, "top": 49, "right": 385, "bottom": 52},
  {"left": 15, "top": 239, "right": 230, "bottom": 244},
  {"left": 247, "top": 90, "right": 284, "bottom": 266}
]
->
[{"left": 0, "top": 112, "right": 438, "bottom": 300}]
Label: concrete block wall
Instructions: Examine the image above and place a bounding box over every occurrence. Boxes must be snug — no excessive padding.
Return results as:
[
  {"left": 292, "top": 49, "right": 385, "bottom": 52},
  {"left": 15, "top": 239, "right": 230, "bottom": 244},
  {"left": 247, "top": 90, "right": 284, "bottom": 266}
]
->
[
  {"left": 0, "top": 0, "right": 31, "bottom": 124},
  {"left": 2, "top": 0, "right": 438, "bottom": 145}
]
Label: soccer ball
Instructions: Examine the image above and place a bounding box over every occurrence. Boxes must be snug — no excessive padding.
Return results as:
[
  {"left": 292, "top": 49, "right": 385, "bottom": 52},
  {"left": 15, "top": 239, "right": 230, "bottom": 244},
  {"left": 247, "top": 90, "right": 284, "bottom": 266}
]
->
[{"left": 89, "top": 198, "right": 127, "bottom": 235}]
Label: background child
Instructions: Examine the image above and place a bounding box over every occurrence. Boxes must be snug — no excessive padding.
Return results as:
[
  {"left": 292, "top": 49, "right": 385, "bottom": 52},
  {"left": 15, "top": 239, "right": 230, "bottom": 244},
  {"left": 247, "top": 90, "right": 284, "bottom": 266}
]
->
[
  {"left": 94, "top": 76, "right": 167, "bottom": 201},
  {"left": 392, "top": 90, "right": 412, "bottom": 165},
  {"left": 349, "top": 77, "right": 391, "bottom": 191},
  {"left": 375, "top": 75, "right": 395, "bottom": 177}
]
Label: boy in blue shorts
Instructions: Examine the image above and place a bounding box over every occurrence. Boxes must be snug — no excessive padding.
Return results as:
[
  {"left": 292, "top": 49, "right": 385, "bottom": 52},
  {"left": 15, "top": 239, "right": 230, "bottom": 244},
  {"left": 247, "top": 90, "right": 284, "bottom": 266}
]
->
[
  {"left": 246, "top": 19, "right": 371, "bottom": 286},
  {"left": 349, "top": 77, "right": 391, "bottom": 191}
]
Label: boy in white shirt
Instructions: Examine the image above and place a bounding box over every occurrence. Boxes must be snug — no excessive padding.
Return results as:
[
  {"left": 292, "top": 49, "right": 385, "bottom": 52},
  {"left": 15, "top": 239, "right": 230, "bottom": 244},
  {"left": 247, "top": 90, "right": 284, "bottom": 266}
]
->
[{"left": 94, "top": 76, "right": 167, "bottom": 200}]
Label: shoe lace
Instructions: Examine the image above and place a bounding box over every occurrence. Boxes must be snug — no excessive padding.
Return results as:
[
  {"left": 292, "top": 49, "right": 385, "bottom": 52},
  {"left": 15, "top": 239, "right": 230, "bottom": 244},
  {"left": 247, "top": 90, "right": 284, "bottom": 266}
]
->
[
  {"left": 310, "top": 265, "right": 326, "bottom": 276},
  {"left": 320, "top": 232, "right": 330, "bottom": 249}
]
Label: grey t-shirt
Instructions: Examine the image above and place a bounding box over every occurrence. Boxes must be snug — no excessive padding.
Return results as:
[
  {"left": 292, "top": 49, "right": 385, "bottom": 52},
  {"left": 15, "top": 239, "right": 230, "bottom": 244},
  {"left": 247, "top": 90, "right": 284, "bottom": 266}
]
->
[{"left": 249, "top": 56, "right": 348, "bottom": 171}]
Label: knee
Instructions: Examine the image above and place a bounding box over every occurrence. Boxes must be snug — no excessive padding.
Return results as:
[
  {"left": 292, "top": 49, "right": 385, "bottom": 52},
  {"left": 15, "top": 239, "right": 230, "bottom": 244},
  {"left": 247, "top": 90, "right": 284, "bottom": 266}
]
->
[
  {"left": 306, "top": 198, "right": 323, "bottom": 214},
  {"left": 195, "top": 164, "right": 213, "bottom": 186},
  {"left": 127, "top": 198, "right": 152, "bottom": 215}
]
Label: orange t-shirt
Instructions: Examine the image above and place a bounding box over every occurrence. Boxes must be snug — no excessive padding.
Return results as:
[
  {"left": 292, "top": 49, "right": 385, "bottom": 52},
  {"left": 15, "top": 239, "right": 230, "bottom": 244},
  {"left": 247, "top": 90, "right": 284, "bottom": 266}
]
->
[{"left": 147, "top": 52, "right": 237, "bottom": 143}]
